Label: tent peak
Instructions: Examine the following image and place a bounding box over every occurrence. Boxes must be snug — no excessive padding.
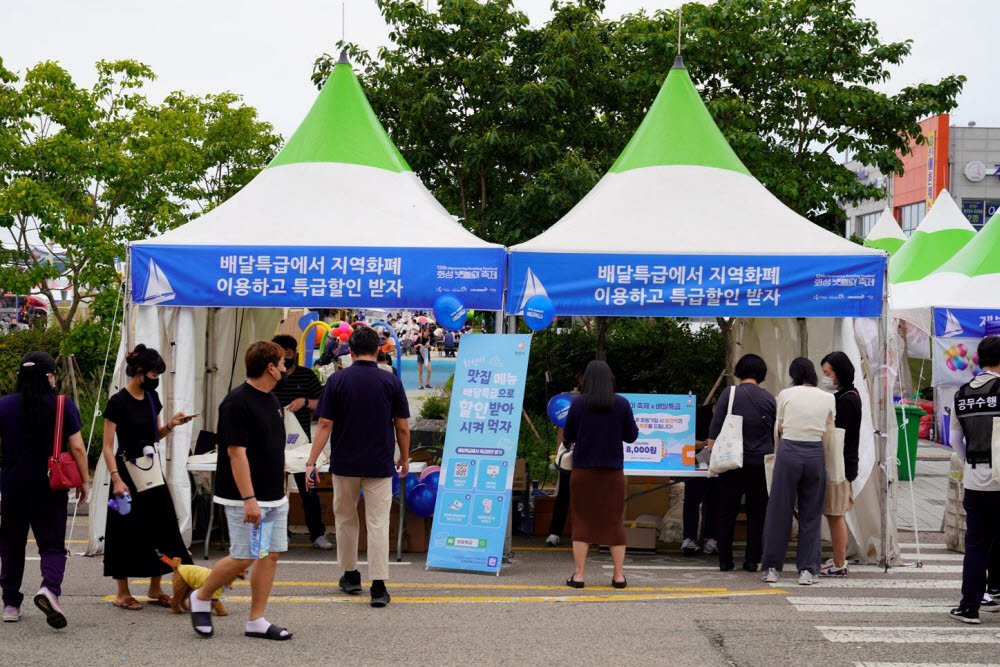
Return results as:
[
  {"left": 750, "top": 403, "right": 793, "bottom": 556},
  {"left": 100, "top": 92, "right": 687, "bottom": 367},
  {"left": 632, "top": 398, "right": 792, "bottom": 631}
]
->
[
  {"left": 337, "top": 50, "right": 350, "bottom": 65},
  {"left": 672, "top": 54, "right": 685, "bottom": 70}
]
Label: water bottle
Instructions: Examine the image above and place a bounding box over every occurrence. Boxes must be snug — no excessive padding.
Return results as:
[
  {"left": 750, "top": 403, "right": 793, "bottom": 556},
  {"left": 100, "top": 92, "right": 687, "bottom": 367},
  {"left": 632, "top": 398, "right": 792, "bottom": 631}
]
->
[{"left": 108, "top": 493, "right": 132, "bottom": 516}]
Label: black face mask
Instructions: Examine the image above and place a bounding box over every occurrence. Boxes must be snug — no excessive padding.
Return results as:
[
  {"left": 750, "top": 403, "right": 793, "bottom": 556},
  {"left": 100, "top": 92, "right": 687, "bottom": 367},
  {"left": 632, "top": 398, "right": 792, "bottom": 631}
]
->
[
  {"left": 141, "top": 376, "right": 159, "bottom": 392},
  {"left": 284, "top": 357, "right": 296, "bottom": 369}
]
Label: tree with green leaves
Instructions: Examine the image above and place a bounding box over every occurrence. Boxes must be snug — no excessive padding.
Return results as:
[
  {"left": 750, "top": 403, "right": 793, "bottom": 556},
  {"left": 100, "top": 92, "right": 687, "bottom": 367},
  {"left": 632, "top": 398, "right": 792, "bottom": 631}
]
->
[
  {"left": 0, "top": 58, "right": 281, "bottom": 338},
  {"left": 314, "top": 0, "right": 963, "bottom": 243}
]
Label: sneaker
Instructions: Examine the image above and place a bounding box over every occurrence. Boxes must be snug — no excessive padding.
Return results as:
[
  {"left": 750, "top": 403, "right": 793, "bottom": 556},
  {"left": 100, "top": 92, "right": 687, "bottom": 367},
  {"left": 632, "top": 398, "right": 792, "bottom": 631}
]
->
[
  {"left": 820, "top": 560, "right": 849, "bottom": 577},
  {"left": 681, "top": 538, "right": 698, "bottom": 556},
  {"left": 949, "top": 607, "right": 981, "bottom": 624},
  {"left": 312, "top": 535, "right": 334, "bottom": 550},
  {"left": 702, "top": 539, "right": 718, "bottom": 555},
  {"left": 742, "top": 562, "right": 759, "bottom": 573},
  {"left": 2, "top": 606, "right": 19, "bottom": 623},
  {"left": 370, "top": 583, "right": 390, "bottom": 608},
  {"left": 338, "top": 571, "right": 362, "bottom": 596},
  {"left": 763, "top": 568, "right": 779, "bottom": 584},
  {"left": 545, "top": 534, "right": 561, "bottom": 547},
  {"left": 33, "top": 588, "right": 67, "bottom": 629},
  {"left": 798, "top": 570, "right": 819, "bottom": 586},
  {"left": 981, "top": 593, "right": 1000, "bottom": 613}
]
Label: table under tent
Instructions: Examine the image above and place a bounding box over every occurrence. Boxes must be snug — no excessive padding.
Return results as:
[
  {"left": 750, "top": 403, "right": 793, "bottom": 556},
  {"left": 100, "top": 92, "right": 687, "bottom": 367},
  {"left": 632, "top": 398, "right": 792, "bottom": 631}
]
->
[
  {"left": 891, "top": 209, "right": 1000, "bottom": 442},
  {"left": 505, "top": 55, "right": 898, "bottom": 565},
  {"left": 86, "top": 53, "right": 506, "bottom": 555}
]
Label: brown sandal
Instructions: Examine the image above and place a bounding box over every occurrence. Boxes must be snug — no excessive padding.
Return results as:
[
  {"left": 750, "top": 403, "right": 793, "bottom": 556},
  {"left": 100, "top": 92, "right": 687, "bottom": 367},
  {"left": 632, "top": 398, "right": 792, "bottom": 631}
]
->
[
  {"left": 112, "top": 597, "right": 143, "bottom": 610},
  {"left": 146, "top": 594, "right": 171, "bottom": 608}
]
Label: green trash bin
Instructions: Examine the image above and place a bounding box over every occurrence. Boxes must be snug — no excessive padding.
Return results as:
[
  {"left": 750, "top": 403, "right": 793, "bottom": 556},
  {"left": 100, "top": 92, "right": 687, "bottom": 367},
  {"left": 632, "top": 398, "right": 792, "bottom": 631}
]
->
[{"left": 895, "top": 403, "right": 925, "bottom": 482}]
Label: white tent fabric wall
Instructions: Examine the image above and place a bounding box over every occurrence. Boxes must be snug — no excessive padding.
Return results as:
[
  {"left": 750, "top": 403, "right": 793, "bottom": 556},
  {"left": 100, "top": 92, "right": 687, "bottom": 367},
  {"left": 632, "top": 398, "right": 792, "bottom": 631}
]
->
[
  {"left": 86, "top": 305, "right": 282, "bottom": 556},
  {"left": 733, "top": 317, "right": 899, "bottom": 565}
]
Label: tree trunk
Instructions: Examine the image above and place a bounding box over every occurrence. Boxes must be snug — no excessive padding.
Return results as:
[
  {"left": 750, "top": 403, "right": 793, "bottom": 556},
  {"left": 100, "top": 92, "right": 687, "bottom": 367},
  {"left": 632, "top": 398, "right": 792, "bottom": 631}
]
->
[
  {"left": 595, "top": 317, "right": 609, "bottom": 361},
  {"left": 716, "top": 317, "right": 735, "bottom": 386}
]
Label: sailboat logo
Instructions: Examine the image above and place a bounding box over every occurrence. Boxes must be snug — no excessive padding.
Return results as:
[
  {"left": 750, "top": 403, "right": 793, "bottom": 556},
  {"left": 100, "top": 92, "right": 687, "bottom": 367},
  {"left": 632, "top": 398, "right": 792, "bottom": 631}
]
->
[
  {"left": 941, "top": 309, "right": 963, "bottom": 338},
  {"left": 517, "top": 268, "right": 548, "bottom": 315},
  {"left": 139, "top": 259, "right": 176, "bottom": 305}
]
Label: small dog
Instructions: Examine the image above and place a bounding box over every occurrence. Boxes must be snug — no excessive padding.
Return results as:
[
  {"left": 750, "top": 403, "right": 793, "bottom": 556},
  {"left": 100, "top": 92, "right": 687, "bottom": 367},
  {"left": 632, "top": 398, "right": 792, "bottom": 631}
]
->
[{"left": 163, "top": 556, "right": 246, "bottom": 617}]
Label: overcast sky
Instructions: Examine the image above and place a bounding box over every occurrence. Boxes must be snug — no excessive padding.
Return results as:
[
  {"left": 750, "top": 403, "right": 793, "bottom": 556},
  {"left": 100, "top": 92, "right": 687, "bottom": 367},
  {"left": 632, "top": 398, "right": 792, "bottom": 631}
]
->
[{"left": 1, "top": 0, "right": 995, "bottom": 139}]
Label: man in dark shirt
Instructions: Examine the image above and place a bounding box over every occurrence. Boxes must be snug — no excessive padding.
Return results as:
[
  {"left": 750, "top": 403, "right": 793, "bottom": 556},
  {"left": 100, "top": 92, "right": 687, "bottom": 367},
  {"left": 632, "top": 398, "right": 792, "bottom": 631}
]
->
[
  {"left": 189, "top": 341, "right": 292, "bottom": 641},
  {"left": 306, "top": 326, "right": 410, "bottom": 608},
  {"left": 270, "top": 335, "right": 330, "bottom": 550}
]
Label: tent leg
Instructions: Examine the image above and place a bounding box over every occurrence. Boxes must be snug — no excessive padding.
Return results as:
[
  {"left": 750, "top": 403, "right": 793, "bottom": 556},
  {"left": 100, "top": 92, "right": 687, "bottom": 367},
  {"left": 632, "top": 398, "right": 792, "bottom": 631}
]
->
[
  {"left": 877, "top": 265, "right": 891, "bottom": 568},
  {"left": 495, "top": 310, "right": 503, "bottom": 334}
]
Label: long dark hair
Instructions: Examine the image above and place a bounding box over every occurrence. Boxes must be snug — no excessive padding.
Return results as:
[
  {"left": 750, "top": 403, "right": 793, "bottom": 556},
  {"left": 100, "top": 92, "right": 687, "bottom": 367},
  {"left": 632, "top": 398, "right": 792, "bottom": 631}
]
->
[
  {"left": 15, "top": 351, "right": 57, "bottom": 441},
  {"left": 125, "top": 344, "right": 166, "bottom": 378},
  {"left": 789, "top": 357, "right": 818, "bottom": 387},
  {"left": 821, "top": 351, "right": 855, "bottom": 390},
  {"left": 581, "top": 360, "right": 616, "bottom": 411}
]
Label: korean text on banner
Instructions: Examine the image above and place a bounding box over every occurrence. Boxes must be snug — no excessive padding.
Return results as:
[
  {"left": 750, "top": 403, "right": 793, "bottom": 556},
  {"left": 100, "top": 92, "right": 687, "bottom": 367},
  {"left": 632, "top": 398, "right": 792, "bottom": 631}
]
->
[
  {"left": 426, "top": 334, "right": 532, "bottom": 574},
  {"left": 621, "top": 394, "right": 701, "bottom": 477}
]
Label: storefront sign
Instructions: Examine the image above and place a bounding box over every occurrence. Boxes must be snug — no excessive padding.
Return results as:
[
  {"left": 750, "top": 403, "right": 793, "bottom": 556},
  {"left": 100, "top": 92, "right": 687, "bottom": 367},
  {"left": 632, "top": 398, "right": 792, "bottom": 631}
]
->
[
  {"left": 961, "top": 199, "right": 986, "bottom": 226},
  {"left": 620, "top": 393, "right": 700, "bottom": 477},
  {"left": 987, "top": 200, "right": 1000, "bottom": 221},
  {"left": 925, "top": 130, "right": 937, "bottom": 210},
  {"left": 426, "top": 334, "right": 531, "bottom": 574}
]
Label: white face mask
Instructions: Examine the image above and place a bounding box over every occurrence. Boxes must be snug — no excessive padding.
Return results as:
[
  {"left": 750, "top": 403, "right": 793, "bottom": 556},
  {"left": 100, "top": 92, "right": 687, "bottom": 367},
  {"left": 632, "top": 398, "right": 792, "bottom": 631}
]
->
[{"left": 820, "top": 375, "right": 837, "bottom": 392}]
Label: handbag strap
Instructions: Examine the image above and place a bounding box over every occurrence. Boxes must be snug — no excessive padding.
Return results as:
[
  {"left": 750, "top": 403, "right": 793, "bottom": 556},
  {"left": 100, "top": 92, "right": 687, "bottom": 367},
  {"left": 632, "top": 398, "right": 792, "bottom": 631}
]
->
[
  {"left": 52, "top": 394, "right": 65, "bottom": 458},
  {"left": 146, "top": 391, "right": 159, "bottom": 443},
  {"left": 725, "top": 384, "right": 737, "bottom": 416}
]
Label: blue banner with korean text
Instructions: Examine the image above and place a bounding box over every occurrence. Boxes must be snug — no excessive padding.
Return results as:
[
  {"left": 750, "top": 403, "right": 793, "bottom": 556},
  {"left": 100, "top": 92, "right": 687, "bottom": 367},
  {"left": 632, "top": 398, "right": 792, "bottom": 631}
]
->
[
  {"left": 507, "top": 253, "right": 885, "bottom": 318},
  {"left": 130, "top": 244, "right": 506, "bottom": 309},
  {"left": 933, "top": 308, "right": 1000, "bottom": 339},
  {"left": 621, "top": 393, "right": 702, "bottom": 477},
  {"left": 426, "top": 334, "right": 532, "bottom": 574}
]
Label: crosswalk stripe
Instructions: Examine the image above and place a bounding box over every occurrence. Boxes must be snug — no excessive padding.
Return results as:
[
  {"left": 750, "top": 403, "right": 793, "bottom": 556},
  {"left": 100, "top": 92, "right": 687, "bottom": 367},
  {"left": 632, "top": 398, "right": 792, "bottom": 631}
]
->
[
  {"left": 852, "top": 565, "right": 963, "bottom": 574},
  {"left": 604, "top": 565, "right": 716, "bottom": 571},
  {"left": 817, "top": 626, "right": 1000, "bottom": 644},
  {"left": 900, "top": 553, "right": 965, "bottom": 562},
  {"left": 789, "top": 597, "right": 953, "bottom": 613},
  {"left": 898, "top": 542, "right": 952, "bottom": 550},
  {"left": 277, "top": 560, "right": 411, "bottom": 566},
  {"left": 810, "top": 579, "right": 960, "bottom": 589},
  {"left": 855, "top": 663, "right": 993, "bottom": 666}
]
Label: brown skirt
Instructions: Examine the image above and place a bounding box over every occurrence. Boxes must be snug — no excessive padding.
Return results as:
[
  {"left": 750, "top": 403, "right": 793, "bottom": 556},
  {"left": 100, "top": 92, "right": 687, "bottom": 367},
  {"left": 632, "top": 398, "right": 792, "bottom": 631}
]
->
[{"left": 570, "top": 467, "right": 626, "bottom": 546}]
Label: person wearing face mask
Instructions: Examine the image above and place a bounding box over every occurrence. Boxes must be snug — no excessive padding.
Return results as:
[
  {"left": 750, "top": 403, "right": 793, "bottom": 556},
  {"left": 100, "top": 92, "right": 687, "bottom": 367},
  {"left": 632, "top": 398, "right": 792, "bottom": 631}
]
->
[
  {"left": 102, "top": 344, "right": 195, "bottom": 610},
  {"left": 1, "top": 351, "right": 90, "bottom": 627},
  {"left": 819, "top": 351, "right": 862, "bottom": 577},
  {"left": 270, "top": 335, "right": 330, "bottom": 550}
]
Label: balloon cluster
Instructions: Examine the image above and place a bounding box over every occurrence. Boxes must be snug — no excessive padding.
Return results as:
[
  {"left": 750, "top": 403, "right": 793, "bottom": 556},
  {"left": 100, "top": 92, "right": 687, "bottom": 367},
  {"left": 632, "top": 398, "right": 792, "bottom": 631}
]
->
[{"left": 395, "top": 465, "right": 442, "bottom": 517}]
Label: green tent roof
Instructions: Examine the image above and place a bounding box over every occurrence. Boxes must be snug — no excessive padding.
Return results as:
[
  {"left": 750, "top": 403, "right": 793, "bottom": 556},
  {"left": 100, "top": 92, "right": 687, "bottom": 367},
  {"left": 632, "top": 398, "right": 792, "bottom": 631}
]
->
[
  {"left": 935, "top": 210, "right": 1000, "bottom": 277},
  {"left": 889, "top": 192, "right": 976, "bottom": 284},
  {"left": 609, "top": 56, "right": 751, "bottom": 176},
  {"left": 268, "top": 52, "right": 410, "bottom": 172}
]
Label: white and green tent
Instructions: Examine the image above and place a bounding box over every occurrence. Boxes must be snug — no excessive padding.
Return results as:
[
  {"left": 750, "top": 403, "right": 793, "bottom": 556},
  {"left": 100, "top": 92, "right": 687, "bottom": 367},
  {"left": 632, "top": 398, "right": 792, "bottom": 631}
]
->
[
  {"left": 888, "top": 190, "right": 976, "bottom": 284},
  {"left": 863, "top": 209, "right": 906, "bottom": 256}
]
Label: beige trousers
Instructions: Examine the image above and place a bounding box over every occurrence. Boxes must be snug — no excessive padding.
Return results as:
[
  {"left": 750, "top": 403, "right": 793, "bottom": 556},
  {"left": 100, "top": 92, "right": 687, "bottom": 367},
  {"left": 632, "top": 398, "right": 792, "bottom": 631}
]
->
[{"left": 332, "top": 475, "right": 393, "bottom": 581}]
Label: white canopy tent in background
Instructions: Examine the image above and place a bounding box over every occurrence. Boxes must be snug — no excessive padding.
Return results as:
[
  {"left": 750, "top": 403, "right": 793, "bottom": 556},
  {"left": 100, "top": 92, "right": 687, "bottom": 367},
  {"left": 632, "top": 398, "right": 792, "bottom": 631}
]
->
[
  {"left": 507, "top": 56, "right": 897, "bottom": 565},
  {"left": 863, "top": 209, "right": 907, "bottom": 256},
  {"left": 86, "top": 54, "right": 506, "bottom": 555}
]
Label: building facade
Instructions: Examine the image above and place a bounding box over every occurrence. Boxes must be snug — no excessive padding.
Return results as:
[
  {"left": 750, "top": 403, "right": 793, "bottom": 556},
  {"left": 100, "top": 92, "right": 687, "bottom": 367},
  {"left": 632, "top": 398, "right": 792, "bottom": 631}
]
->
[{"left": 843, "top": 114, "right": 1000, "bottom": 238}]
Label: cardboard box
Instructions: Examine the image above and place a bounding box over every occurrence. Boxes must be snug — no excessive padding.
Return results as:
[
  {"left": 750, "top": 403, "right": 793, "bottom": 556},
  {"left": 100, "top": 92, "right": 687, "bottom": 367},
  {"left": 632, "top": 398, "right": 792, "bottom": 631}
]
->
[
  {"left": 624, "top": 514, "right": 661, "bottom": 550},
  {"left": 287, "top": 488, "right": 334, "bottom": 526},
  {"left": 513, "top": 459, "right": 527, "bottom": 492},
  {"left": 625, "top": 480, "right": 671, "bottom": 520}
]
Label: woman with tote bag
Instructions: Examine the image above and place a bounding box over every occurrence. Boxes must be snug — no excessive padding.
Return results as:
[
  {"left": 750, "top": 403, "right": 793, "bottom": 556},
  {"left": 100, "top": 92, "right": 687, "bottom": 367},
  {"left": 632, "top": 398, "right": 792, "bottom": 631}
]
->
[
  {"left": 761, "top": 358, "right": 835, "bottom": 586},
  {"left": 707, "top": 354, "right": 776, "bottom": 573},
  {"left": 819, "top": 351, "right": 862, "bottom": 577},
  {"left": 102, "top": 345, "right": 196, "bottom": 610}
]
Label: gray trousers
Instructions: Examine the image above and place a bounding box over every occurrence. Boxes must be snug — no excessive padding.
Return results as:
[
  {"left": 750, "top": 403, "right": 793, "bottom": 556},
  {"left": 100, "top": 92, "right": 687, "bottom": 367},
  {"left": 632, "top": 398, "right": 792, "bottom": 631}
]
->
[{"left": 761, "top": 439, "right": 826, "bottom": 575}]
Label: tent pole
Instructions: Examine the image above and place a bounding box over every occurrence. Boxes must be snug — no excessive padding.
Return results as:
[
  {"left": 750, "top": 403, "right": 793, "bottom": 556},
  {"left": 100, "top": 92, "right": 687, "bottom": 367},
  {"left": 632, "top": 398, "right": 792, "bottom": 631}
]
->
[
  {"left": 877, "top": 261, "right": 891, "bottom": 568},
  {"left": 204, "top": 308, "right": 217, "bottom": 432},
  {"left": 124, "top": 246, "right": 133, "bottom": 358}
]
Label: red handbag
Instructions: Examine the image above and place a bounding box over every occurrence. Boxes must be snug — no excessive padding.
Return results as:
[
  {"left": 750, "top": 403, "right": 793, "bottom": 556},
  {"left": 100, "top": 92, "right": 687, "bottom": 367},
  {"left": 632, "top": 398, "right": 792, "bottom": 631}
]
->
[{"left": 48, "top": 395, "right": 82, "bottom": 491}]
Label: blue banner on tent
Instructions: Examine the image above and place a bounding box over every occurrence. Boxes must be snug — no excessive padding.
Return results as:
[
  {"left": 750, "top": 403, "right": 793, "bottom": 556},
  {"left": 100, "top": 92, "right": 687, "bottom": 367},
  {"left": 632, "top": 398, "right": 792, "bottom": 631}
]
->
[
  {"left": 506, "top": 253, "right": 885, "bottom": 318},
  {"left": 933, "top": 308, "right": 1000, "bottom": 339},
  {"left": 130, "top": 244, "right": 506, "bottom": 309},
  {"left": 621, "top": 393, "right": 702, "bottom": 477},
  {"left": 426, "top": 334, "right": 531, "bottom": 574}
]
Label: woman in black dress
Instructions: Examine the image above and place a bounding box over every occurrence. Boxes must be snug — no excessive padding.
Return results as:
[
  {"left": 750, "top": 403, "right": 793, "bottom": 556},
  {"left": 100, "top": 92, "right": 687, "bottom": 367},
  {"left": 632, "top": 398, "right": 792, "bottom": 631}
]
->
[{"left": 101, "top": 345, "right": 195, "bottom": 610}]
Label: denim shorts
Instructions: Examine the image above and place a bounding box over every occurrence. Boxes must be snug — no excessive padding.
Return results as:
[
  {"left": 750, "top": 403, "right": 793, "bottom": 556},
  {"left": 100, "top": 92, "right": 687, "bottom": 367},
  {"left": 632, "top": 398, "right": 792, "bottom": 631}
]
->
[{"left": 224, "top": 503, "right": 289, "bottom": 560}]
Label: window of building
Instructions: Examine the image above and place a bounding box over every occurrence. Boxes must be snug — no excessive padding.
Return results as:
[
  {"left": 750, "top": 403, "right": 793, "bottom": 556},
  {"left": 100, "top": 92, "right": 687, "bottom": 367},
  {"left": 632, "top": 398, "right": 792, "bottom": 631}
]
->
[
  {"left": 856, "top": 212, "right": 880, "bottom": 238},
  {"left": 896, "top": 202, "right": 926, "bottom": 237}
]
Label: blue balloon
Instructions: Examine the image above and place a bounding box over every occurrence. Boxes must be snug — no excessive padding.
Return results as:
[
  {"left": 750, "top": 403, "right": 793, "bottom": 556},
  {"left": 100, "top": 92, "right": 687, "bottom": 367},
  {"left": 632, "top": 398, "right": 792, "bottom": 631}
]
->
[
  {"left": 523, "top": 295, "right": 555, "bottom": 331},
  {"left": 392, "top": 474, "right": 400, "bottom": 497},
  {"left": 546, "top": 393, "right": 573, "bottom": 427},
  {"left": 407, "top": 482, "right": 437, "bottom": 517},
  {"left": 433, "top": 294, "right": 467, "bottom": 332},
  {"left": 422, "top": 470, "right": 440, "bottom": 491},
  {"left": 404, "top": 472, "right": 420, "bottom": 497}
]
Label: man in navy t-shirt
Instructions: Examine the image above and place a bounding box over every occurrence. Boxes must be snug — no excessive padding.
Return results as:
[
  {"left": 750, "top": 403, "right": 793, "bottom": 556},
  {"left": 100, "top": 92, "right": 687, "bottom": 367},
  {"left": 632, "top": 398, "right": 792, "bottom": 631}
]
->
[{"left": 306, "top": 326, "right": 410, "bottom": 608}]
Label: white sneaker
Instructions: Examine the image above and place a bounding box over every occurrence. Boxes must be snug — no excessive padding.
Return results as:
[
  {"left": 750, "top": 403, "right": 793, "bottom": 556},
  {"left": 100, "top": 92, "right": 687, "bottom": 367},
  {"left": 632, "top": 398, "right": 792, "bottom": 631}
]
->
[
  {"left": 313, "top": 535, "right": 334, "bottom": 550},
  {"left": 982, "top": 593, "right": 1000, "bottom": 613},
  {"left": 681, "top": 538, "right": 698, "bottom": 555},
  {"left": 545, "top": 534, "right": 560, "bottom": 546},
  {"left": 2, "top": 606, "right": 20, "bottom": 623},
  {"left": 763, "top": 567, "right": 779, "bottom": 583},
  {"left": 703, "top": 539, "right": 718, "bottom": 555},
  {"left": 33, "top": 587, "right": 66, "bottom": 629},
  {"left": 798, "top": 570, "right": 819, "bottom": 586}
]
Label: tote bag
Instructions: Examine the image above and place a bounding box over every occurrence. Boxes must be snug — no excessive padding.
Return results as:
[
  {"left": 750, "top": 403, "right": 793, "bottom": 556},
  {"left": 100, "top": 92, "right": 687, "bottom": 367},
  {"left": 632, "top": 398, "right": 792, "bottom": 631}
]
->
[
  {"left": 555, "top": 443, "right": 573, "bottom": 471},
  {"left": 122, "top": 393, "right": 165, "bottom": 493},
  {"left": 822, "top": 423, "right": 846, "bottom": 485},
  {"left": 709, "top": 386, "right": 744, "bottom": 477},
  {"left": 48, "top": 395, "right": 83, "bottom": 491}
]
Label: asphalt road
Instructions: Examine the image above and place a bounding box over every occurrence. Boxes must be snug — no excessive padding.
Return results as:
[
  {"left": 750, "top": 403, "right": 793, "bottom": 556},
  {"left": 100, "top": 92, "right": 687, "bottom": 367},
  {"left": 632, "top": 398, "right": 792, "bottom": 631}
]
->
[{"left": 3, "top": 527, "right": 999, "bottom": 666}]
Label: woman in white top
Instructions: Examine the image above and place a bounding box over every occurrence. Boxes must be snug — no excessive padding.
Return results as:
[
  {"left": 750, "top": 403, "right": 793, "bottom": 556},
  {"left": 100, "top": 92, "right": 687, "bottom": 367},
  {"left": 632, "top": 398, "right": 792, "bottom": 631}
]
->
[{"left": 761, "top": 358, "right": 835, "bottom": 586}]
